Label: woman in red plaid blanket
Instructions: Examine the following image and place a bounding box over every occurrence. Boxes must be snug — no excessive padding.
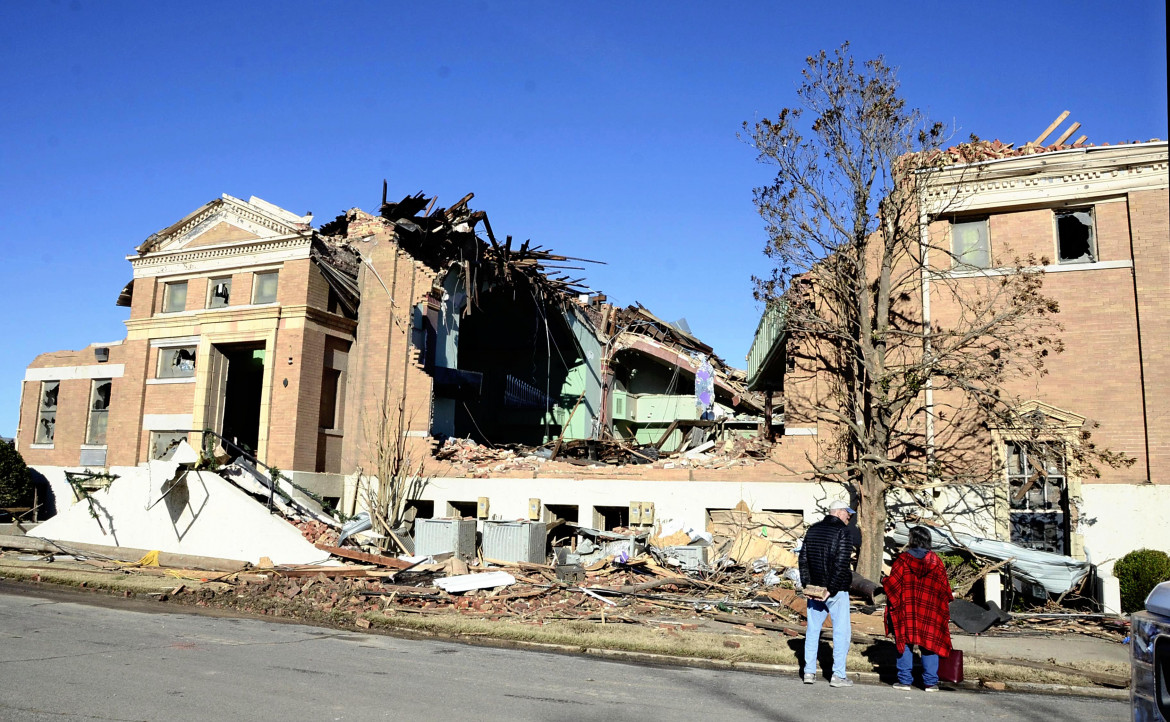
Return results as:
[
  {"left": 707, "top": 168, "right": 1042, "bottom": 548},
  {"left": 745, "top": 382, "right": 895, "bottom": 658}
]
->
[{"left": 883, "top": 526, "right": 953, "bottom": 691}]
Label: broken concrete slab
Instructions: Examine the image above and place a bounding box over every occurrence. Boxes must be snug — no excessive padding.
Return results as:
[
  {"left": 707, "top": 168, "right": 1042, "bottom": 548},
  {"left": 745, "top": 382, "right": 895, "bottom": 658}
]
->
[{"left": 29, "top": 466, "right": 331, "bottom": 566}]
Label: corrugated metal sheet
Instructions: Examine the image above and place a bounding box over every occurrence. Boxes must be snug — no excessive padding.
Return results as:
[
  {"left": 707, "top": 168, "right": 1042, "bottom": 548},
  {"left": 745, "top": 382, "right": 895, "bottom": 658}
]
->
[
  {"left": 414, "top": 518, "right": 477, "bottom": 558},
  {"left": 889, "top": 523, "right": 1090, "bottom": 596},
  {"left": 482, "top": 521, "right": 547, "bottom": 563}
]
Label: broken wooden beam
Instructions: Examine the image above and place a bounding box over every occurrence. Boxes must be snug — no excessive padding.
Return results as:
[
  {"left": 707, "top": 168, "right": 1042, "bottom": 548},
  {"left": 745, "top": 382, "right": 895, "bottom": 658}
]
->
[{"left": 315, "top": 544, "right": 414, "bottom": 569}]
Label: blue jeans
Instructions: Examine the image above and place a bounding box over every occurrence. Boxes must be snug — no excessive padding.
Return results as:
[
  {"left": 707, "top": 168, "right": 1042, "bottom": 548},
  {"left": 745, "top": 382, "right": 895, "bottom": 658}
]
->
[
  {"left": 804, "top": 590, "right": 851, "bottom": 679},
  {"left": 896, "top": 645, "right": 939, "bottom": 687}
]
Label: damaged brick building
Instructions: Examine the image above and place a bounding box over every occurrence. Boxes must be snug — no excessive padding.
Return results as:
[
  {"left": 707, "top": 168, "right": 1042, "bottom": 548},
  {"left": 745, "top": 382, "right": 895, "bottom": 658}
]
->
[
  {"left": 744, "top": 138, "right": 1170, "bottom": 582},
  {"left": 16, "top": 190, "right": 782, "bottom": 531}
]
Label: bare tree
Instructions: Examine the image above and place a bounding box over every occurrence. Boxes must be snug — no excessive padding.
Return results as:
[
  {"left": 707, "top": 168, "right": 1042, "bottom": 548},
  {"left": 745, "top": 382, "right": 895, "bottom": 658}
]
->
[
  {"left": 357, "top": 392, "right": 429, "bottom": 553},
  {"left": 743, "top": 45, "right": 1128, "bottom": 580}
]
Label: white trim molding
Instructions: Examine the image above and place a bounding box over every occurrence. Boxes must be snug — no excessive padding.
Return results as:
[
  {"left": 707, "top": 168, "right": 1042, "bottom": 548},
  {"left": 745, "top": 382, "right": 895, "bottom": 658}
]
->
[
  {"left": 25, "top": 364, "right": 125, "bottom": 382},
  {"left": 143, "top": 414, "right": 194, "bottom": 431},
  {"left": 938, "top": 259, "right": 1133, "bottom": 280}
]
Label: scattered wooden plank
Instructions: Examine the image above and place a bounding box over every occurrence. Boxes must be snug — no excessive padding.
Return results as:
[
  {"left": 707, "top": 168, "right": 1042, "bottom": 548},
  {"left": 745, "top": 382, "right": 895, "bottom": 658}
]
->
[
  {"left": 1034, "top": 111, "right": 1070, "bottom": 145},
  {"left": 315, "top": 544, "right": 413, "bottom": 569}
]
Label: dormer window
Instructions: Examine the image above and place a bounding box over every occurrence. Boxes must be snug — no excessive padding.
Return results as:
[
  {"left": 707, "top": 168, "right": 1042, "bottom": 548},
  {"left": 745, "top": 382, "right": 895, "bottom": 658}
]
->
[
  {"left": 1056, "top": 208, "right": 1096, "bottom": 264},
  {"left": 208, "top": 277, "right": 232, "bottom": 308}
]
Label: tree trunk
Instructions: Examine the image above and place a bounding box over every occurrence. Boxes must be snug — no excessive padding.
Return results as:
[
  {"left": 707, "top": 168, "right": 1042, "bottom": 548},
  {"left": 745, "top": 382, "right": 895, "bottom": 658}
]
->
[{"left": 856, "top": 468, "right": 886, "bottom": 582}]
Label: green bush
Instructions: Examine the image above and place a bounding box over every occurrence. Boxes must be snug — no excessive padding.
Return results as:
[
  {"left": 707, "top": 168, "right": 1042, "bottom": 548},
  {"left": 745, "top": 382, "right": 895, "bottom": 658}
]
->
[
  {"left": 0, "top": 440, "right": 33, "bottom": 508},
  {"left": 1115, "top": 548, "right": 1170, "bottom": 613}
]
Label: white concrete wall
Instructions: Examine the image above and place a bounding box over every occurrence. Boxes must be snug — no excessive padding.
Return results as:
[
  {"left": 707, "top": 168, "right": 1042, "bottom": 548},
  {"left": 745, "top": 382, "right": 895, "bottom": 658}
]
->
[
  {"left": 29, "top": 465, "right": 329, "bottom": 565},
  {"left": 1080, "top": 483, "right": 1170, "bottom": 574},
  {"left": 404, "top": 475, "right": 845, "bottom": 530}
]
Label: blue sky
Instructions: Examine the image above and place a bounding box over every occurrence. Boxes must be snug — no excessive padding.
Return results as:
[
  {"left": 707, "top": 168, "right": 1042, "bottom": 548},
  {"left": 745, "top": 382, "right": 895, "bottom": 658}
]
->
[{"left": 0, "top": 1, "right": 1166, "bottom": 437}]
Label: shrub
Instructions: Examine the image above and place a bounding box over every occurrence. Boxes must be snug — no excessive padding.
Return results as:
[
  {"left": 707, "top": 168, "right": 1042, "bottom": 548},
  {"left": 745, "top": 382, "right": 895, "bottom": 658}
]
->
[
  {"left": 0, "top": 440, "right": 33, "bottom": 508},
  {"left": 1115, "top": 548, "right": 1170, "bottom": 613}
]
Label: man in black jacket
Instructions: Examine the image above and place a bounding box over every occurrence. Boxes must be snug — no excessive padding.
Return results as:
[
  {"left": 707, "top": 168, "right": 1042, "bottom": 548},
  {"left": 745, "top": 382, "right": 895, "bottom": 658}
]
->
[{"left": 799, "top": 499, "right": 855, "bottom": 687}]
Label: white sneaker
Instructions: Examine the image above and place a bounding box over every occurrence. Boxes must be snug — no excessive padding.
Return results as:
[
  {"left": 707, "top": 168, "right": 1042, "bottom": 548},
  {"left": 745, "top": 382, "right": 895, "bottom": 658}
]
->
[
  {"left": 829, "top": 675, "right": 854, "bottom": 688},
  {"left": 892, "top": 683, "right": 912, "bottom": 691},
  {"left": 924, "top": 685, "right": 940, "bottom": 692},
  {"left": 803, "top": 674, "right": 816, "bottom": 684}
]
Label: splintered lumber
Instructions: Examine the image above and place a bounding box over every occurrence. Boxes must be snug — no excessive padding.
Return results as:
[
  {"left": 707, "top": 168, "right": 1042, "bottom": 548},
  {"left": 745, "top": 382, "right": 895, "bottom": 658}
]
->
[
  {"left": 315, "top": 544, "right": 413, "bottom": 569},
  {"left": 277, "top": 566, "right": 375, "bottom": 578},
  {"left": 0, "top": 534, "right": 247, "bottom": 572}
]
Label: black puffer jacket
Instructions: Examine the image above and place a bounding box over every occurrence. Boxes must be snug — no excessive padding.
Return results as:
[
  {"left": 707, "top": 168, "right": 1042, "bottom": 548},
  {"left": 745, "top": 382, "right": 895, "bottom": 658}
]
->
[{"left": 798, "top": 516, "right": 854, "bottom": 594}]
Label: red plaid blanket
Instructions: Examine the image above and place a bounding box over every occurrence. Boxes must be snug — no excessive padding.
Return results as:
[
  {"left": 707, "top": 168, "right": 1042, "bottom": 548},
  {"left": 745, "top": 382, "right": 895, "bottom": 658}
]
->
[{"left": 883, "top": 550, "right": 953, "bottom": 656}]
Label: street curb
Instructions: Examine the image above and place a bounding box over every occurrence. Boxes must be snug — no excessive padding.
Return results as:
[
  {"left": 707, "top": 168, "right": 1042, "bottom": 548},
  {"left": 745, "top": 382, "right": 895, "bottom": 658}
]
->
[{"left": 0, "top": 573, "right": 1131, "bottom": 700}]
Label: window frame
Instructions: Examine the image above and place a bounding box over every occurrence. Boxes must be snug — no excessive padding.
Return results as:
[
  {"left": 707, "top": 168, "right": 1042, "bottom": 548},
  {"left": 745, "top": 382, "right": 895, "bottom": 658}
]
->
[
  {"left": 161, "top": 280, "right": 189, "bottom": 314},
  {"left": 1005, "top": 441, "right": 1069, "bottom": 555},
  {"left": 156, "top": 346, "right": 197, "bottom": 379},
  {"left": 1054, "top": 206, "right": 1097, "bottom": 265},
  {"left": 85, "top": 378, "right": 112, "bottom": 446},
  {"left": 34, "top": 380, "right": 59, "bottom": 445},
  {"left": 252, "top": 271, "right": 279, "bottom": 304},
  {"left": 206, "top": 276, "right": 233, "bottom": 308},
  {"left": 950, "top": 217, "right": 991, "bottom": 270},
  {"left": 149, "top": 431, "right": 188, "bottom": 461}
]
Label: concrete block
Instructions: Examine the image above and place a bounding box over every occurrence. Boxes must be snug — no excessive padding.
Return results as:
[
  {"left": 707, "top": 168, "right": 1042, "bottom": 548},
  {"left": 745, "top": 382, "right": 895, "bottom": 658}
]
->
[
  {"left": 1097, "top": 574, "right": 1122, "bottom": 616},
  {"left": 983, "top": 571, "right": 1003, "bottom": 607}
]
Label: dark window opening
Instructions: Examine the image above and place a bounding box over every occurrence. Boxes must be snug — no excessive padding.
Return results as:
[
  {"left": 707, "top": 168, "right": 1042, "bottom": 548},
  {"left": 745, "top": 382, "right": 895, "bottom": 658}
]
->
[
  {"left": 593, "top": 505, "right": 629, "bottom": 531},
  {"left": 86, "top": 379, "right": 112, "bottom": 446},
  {"left": 447, "top": 500, "right": 477, "bottom": 518},
  {"left": 1056, "top": 208, "right": 1095, "bottom": 264},
  {"left": 545, "top": 503, "right": 579, "bottom": 524},
  {"left": 405, "top": 499, "right": 435, "bottom": 520},
  {"left": 208, "top": 277, "right": 232, "bottom": 308},
  {"left": 35, "top": 381, "right": 59, "bottom": 444}
]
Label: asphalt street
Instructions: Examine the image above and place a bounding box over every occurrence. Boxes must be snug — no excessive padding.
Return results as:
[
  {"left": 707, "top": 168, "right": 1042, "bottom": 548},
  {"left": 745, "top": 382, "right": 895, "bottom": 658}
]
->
[{"left": 0, "top": 583, "right": 1127, "bottom": 721}]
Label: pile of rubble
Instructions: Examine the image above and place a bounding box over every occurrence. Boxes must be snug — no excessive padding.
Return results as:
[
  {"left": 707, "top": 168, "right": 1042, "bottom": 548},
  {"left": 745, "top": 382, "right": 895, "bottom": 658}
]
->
[{"left": 433, "top": 434, "right": 773, "bottom": 476}]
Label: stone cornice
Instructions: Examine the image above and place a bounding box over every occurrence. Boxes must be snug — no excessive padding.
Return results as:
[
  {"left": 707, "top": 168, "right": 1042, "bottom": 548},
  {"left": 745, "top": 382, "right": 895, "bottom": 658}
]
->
[
  {"left": 128, "top": 235, "right": 313, "bottom": 278},
  {"left": 922, "top": 143, "right": 1169, "bottom": 214}
]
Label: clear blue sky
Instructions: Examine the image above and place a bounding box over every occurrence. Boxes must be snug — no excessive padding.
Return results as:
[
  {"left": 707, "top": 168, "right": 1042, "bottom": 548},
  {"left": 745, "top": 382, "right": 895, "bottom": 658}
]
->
[{"left": 0, "top": 1, "right": 1166, "bottom": 437}]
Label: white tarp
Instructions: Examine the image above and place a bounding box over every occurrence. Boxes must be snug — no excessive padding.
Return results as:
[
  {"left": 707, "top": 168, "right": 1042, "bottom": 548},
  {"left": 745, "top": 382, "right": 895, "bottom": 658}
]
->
[{"left": 888, "top": 523, "right": 1091, "bottom": 596}]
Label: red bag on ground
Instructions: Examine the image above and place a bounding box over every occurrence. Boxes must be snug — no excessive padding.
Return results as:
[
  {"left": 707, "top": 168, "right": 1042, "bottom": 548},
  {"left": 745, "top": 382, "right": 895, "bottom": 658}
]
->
[{"left": 938, "top": 649, "right": 964, "bottom": 683}]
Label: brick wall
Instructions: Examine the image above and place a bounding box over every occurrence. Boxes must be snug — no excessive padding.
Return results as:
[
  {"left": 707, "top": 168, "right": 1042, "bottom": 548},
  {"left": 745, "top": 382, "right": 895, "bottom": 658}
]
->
[
  {"left": 340, "top": 212, "right": 438, "bottom": 473},
  {"left": 1130, "top": 188, "right": 1170, "bottom": 483}
]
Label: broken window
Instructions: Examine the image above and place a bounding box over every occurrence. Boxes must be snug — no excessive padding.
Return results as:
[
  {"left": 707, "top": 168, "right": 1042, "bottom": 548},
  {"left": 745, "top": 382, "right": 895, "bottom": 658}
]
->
[
  {"left": 157, "top": 347, "right": 197, "bottom": 379},
  {"left": 1056, "top": 208, "right": 1096, "bottom": 264},
  {"left": 252, "top": 271, "right": 279, "bottom": 304},
  {"left": 207, "top": 276, "right": 232, "bottom": 308},
  {"left": 951, "top": 218, "right": 990, "bottom": 269},
  {"left": 149, "top": 431, "right": 188, "bottom": 461},
  {"left": 1006, "top": 442, "right": 1068, "bottom": 554},
  {"left": 85, "top": 379, "right": 111, "bottom": 446},
  {"left": 34, "top": 381, "right": 58, "bottom": 444},
  {"left": 162, "top": 281, "right": 188, "bottom": 313}
]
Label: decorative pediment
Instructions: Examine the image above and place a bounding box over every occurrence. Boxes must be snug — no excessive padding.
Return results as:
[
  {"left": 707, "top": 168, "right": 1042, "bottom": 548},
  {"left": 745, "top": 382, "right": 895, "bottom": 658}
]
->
[
  {"left": 1014, "top": 400, "right": 1086, "bottom": 431},
  {"left": 136, "top": 194, "right": 312, "bottom": 255}
]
